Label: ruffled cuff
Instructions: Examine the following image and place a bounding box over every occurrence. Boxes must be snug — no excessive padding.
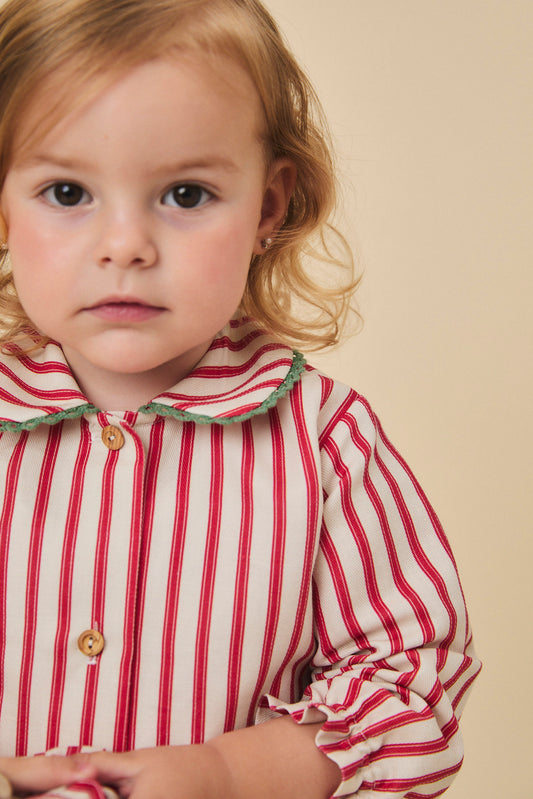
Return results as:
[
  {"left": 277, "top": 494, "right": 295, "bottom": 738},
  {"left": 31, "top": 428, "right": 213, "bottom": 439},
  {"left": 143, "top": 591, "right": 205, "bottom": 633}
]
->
[{"left": 257, "top": 695, "right": 375, "bottom": 798}]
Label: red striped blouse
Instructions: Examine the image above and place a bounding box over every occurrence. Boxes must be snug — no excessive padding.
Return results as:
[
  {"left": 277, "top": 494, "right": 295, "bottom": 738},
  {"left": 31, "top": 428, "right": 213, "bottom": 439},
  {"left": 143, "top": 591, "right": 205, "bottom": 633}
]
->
[{"left": 0, "top": 317, "right": 480, "bottom": 798}]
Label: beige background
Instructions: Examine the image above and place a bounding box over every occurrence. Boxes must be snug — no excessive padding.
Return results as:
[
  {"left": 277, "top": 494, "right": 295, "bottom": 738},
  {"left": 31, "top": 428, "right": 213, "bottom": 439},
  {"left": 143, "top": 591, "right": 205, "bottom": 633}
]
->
[{"left": 265, "top": 1, "right": 532, "bottom": 797}]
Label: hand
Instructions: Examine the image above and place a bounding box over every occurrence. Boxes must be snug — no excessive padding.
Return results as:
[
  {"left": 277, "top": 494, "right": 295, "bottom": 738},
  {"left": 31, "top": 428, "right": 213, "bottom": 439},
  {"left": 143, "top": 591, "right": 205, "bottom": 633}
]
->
[
  {"left": 85, "top": 744, "right": 227, "bottom": 799},
  {"left": 0, "top": 754, "right": 95, "bottom": 796}
]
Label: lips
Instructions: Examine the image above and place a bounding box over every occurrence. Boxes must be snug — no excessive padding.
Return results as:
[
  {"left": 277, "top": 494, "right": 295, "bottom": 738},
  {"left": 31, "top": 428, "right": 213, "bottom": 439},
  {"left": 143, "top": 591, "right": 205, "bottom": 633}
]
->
[{"left": 86, "top": 296, "right": 166, "bottom": 322}]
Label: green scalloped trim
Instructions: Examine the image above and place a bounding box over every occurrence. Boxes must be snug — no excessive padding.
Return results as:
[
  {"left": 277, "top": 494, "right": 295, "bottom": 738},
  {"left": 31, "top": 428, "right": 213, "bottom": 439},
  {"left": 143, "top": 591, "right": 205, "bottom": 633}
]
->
[
  {"left": 0, "top": 403, "right": 99, "bottom": 433},
  {"left": 0, "top": 351, "right": 307, "bottom": 432},
  {"left": 138, "top": 350, "right": 307, "bottom": 425}
]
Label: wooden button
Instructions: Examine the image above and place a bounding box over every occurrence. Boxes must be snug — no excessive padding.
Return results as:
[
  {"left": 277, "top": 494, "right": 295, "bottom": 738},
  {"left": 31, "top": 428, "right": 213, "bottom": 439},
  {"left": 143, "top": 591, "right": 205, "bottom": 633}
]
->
[
  {"left": 101, "top": 425, "right": 125, "bottom": 450},
  {"left": 78, "top": 629, "right": 105, "bottom": 656}
]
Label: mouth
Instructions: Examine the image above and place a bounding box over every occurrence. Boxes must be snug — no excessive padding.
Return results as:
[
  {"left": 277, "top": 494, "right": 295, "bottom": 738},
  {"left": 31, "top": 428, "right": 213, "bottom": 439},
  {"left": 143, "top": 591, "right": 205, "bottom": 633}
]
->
[{"left": 86, "top": 297, "right": 166, "bottom": 322}]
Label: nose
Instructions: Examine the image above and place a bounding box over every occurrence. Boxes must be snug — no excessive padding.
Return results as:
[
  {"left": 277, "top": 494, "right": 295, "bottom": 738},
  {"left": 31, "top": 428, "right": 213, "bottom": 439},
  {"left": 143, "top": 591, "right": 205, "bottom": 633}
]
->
[{"left": 95, "top": 210, "right": 157, "bottom": 269}]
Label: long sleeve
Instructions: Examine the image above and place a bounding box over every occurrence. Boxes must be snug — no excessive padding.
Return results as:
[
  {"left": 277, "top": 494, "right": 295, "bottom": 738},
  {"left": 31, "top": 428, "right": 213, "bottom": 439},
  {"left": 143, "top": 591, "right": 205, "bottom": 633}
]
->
[{"left": 266, "top": 385, "right": 480, "bottom": 798}]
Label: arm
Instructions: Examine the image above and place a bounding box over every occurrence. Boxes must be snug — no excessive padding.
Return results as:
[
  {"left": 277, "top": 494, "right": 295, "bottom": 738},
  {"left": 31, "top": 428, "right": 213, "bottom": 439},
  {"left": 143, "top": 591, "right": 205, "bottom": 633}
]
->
[
  {"left": 84, "top": 716, "right": 341, "bottom": 799},
  {"left": 209, "top": 716, "right": 342, "bottom": 799},
  {"left": 265, "top": 387, "right": 481, "bottom": 797},
  {"left": 0, "top": 717, "right": 340, "bottom": 799}
]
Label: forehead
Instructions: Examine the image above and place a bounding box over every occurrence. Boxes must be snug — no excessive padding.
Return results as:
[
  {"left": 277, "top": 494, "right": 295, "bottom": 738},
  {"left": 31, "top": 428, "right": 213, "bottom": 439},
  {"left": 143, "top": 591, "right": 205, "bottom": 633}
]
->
[{"left": 11, "top": 52, "right": 266, "bottom": 167}]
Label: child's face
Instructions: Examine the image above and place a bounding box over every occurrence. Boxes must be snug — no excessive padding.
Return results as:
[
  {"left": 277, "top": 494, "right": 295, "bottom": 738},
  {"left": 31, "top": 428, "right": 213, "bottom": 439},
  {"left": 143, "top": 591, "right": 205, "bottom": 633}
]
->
[{"left": 1, "top": 56, "right": 292, "bottom": 401}]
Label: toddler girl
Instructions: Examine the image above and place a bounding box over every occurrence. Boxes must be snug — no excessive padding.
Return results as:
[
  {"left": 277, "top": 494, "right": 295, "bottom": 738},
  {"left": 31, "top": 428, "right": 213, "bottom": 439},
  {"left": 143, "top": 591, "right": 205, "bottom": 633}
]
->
[{"left": 0, "top": 1, "right": 480, "bottom": 797}]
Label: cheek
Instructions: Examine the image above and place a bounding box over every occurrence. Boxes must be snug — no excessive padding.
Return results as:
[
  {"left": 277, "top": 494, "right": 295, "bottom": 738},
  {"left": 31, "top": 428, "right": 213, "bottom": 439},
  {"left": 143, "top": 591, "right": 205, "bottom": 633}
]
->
[
  {"left": 8, "top": 216, "right": 80, "bottom": 296},
  {"left": 10, "top": 266, "right": 52, "bottom": 327},
  {"left": 202, "top": 245, "right": 251, "bottom": 301},
  {"left": 9, "top": 246, "right": 54, "bottom": 304},
  {"left": 9, "top": 218, "right": 55, "bottom": 270},
  {"left": 7, "top": 231, "right": 64, "bottom": 325},
  {"left": 188, "top": 213, "right": 259, "bottom": 281}
]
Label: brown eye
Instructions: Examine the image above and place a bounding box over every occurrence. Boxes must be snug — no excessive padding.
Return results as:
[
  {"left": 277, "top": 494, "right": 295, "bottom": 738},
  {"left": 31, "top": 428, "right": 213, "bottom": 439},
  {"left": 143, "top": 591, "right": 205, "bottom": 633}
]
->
[
  {"left": 44, "top": 182, "right": 89, "bottom": 207},
  {"left": 163, "top": 184, "right": 211, "bottom": 209}
]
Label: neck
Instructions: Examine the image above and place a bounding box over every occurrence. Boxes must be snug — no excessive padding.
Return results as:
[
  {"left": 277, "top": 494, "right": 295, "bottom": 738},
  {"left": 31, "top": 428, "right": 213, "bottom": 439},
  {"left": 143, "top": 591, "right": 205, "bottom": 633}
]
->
[
  {"left": 74, "top": 370, "right": 175, "bottom": 412},
  {"left": 62, "top": 346, "right": 210, "bottom": 411}
]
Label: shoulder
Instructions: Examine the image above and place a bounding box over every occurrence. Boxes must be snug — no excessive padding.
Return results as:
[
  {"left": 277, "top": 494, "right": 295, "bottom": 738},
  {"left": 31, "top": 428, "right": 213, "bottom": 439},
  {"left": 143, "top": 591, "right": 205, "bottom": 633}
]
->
[{"left": 295, "top": 362, "right": 380, "bottom": 442}]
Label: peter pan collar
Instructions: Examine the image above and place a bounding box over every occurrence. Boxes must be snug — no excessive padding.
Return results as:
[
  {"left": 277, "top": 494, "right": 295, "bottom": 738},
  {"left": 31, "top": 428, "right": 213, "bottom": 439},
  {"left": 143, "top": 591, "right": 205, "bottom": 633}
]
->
[{"left": 0, "top": 317, "right": 306, "bottom": 432}]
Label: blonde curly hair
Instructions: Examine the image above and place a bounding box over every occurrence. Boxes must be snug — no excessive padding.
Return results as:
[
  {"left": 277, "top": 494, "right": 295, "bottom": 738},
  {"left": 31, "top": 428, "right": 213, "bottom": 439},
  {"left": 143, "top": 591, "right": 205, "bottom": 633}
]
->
[{"left": 0, "top": 0, "right": 358, "bottom": 353}]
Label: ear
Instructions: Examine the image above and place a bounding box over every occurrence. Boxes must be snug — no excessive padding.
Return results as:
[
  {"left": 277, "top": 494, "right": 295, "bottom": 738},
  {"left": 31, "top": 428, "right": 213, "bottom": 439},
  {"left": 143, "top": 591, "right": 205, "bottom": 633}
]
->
[{"left": 253, "top": 158, "right": 297, "bottom": 255}]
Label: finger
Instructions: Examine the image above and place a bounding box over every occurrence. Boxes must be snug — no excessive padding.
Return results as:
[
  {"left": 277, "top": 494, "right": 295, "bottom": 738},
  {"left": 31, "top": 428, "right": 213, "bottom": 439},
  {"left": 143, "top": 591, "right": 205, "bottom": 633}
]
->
[
  {"left": 82, "top": 752, "right": 139, "bottom": 791},
  {"left": 0, "top": 773, "right": 12, "bottom": 799},
  {"left": 0, "top": 755, "right": 95, "bottom": 794}
]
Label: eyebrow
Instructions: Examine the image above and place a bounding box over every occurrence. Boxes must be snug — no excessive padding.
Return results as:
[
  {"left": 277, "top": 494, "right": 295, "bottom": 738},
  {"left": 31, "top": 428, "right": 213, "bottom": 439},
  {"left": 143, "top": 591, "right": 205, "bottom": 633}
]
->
[
  {"left": 15, "top": 153, "right": 91, "bottom": 170},
  {"left": 17, "top": 153, "right": 243, "bottom": 174},
  {"left": 156, "top": 157, "right": 242, "bottom": 174}
]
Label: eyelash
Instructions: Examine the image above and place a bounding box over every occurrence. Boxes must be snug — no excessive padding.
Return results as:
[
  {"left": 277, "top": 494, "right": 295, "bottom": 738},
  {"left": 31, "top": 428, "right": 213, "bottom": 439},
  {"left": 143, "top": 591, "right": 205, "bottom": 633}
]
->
[
  {"left": 161, "top": 184, "right": 213, "bottom": 209},
  {"left": 41, "top": 183, "right": 91, "bottom": 207},
  {"left": 40, "top": 182, "right": 213, "bottom": 209}
]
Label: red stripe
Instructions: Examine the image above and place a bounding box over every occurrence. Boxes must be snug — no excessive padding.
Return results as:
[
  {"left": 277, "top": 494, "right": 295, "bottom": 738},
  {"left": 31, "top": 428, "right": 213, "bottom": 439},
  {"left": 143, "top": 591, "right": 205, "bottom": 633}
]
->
[
  {"left": 345, "top": 410, "right": 437, "bottom": 643},
  {"left": 224, "top": 421, "right": 254, "bottom": 731},
  {"left": 359, "top": 401, "right": 461, "bottom": 656},
  {"left": 269, "top": 384, "right": 319, "bottom": 700},
  {"left": 191, "top": 424, "right": 224, "bottom": 743},
  {"left": 318, "top": 526, "right": 373, "bottom": 657},
  {"left": 113, "top": 419, "right": 151, "bottom": 751},
  {"left": 185, "top": 344, "right": 290, "bottom": 380},
  {"left": 0, "top": 432, "right": 29, "bottom": 719},
  {"left": 228, "top": 316, "right": 253, "bottom": 329},
  {"left": 376, "top": 415, "right": 456, "bottom": 565},
  {"left": 405, "top": 788, "right": 456, "bottom": 799},
  {"left": 37, "top": 782, "right": 109, "bottom": 799},
  {"left": 12, "top": 353, "right": 73, "bottom": 376},
  {"left": 311, "top": 575, "right": 341, "bottom": 664},
  {"left": 157, "top": 424, "right": 195, "bottom": 745},
  {"left": 47, "top": 419, "right": 92, "bottom": 749},
  {"left": 16, "top": 424, "right": 62, "bottom": 755},
  {"left": 315, "top": 369, "right": 334, "bottom": 409},
  {"left": 321, "top": 432, "right": 404, "bottom": 654},
  {"left": 444, "top": 649, "right": 472, "bottom": 693},
  {"left": 209, "top": 325, "right": 263, "bottom": 350},
  {"left": 161, "top": 345, "right": 292, "bottom": 400},
  {"left": 354, "top": 759, "right": 461, "bottom": 794},
  {"left": 0, "top": 386, "right": 65, "bottom": 415},
  {"left": 345, "top": 702, "right": 437, "bottom": 742},
  {"left": 370, "top": 738, "right": 450, "bottom": 759},
  {"left": 451, "top": 665, "right": 479, "bottom": 711},
  {"left": 162, "top": 375, "right": 288, "bottom": 408},
  {"left": 0, "top": 361, "right": 84, "bottom": 402},
  {"left": 362, "top": 406, "right": 460, "bottom": 656},
  {"left": 318, "top": 387, "right": 356, "bottom": 444},
  {"left": 247, "top": 407, "right": 286, "bottom": 725},
  {"left": 440, "top": 714, "right": 460, "bottom": 743}
]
